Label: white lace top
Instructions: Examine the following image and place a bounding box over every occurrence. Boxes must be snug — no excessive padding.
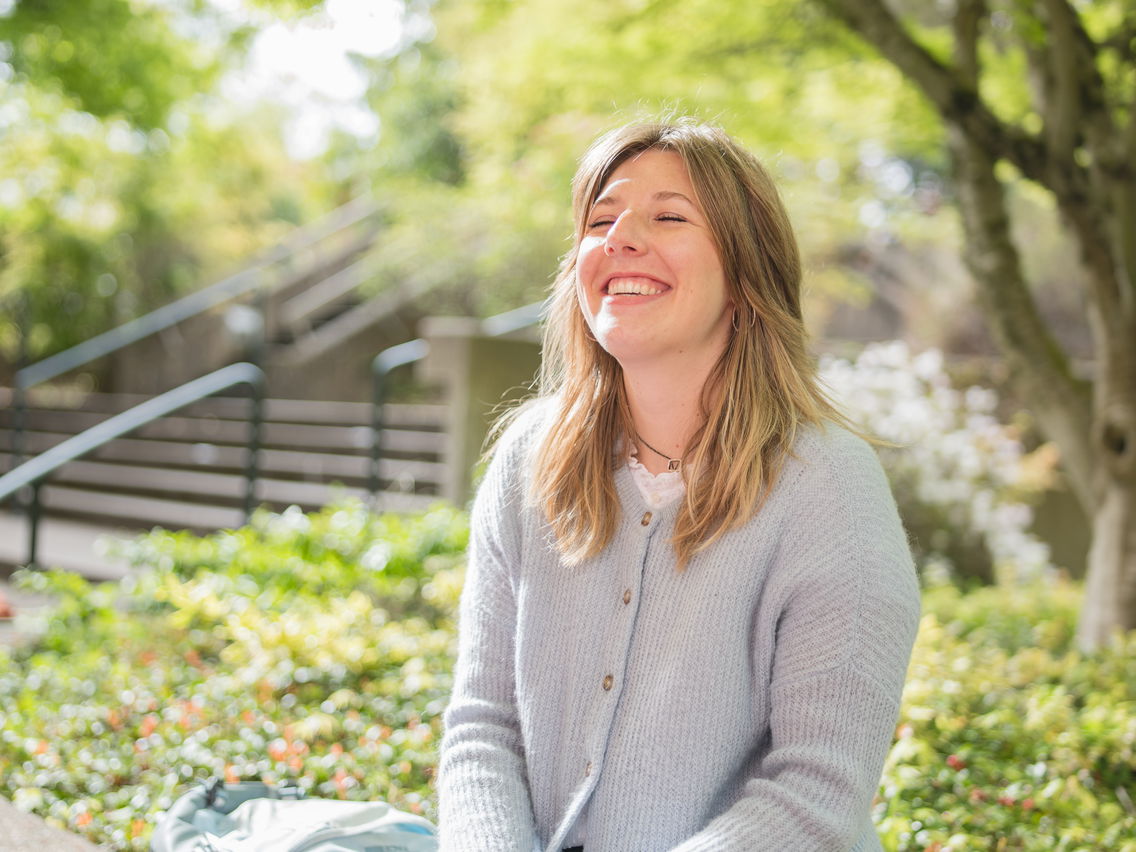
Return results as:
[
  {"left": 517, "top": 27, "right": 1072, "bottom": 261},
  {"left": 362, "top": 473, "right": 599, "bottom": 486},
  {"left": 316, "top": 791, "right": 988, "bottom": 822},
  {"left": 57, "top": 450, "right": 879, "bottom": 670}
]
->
[{"left": 627, "top": 447, "right": 686, "bottom": 508}]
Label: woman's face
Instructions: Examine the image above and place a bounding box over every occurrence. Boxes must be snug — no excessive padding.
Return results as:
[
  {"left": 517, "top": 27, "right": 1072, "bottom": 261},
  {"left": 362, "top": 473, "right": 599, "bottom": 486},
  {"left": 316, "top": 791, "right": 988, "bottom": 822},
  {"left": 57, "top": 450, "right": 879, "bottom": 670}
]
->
[{"left": 575, "top": 149, "right": 733, "bottom": 372}]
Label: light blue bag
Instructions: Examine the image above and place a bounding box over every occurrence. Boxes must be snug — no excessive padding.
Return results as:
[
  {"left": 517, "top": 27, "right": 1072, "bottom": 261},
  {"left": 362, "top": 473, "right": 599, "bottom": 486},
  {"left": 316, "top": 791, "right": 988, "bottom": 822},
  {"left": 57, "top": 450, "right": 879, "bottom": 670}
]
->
[{"left": 151, "top": 779, "right": 438, "bottom": 852}]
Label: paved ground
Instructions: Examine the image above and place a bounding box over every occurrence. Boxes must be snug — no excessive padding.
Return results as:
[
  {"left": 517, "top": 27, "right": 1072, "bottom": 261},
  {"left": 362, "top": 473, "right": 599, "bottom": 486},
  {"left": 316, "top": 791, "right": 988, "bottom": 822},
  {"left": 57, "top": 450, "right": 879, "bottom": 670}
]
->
[
  {"left": 0, "top": 512, "right": 134, "bottom": 579},
  {"left": 0, "top": 511, "right": 135, "bottom": 646},
  {"left": 0, "top": 796, "right": 104, "bottom": 850}
]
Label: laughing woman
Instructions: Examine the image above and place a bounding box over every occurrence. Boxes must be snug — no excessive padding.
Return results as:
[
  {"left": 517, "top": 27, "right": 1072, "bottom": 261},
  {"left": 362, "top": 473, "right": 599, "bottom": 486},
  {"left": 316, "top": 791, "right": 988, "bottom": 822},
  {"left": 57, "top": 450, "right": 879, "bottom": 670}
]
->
[{"left": 437, "top": 119, "right": 921, "bottom": 852}]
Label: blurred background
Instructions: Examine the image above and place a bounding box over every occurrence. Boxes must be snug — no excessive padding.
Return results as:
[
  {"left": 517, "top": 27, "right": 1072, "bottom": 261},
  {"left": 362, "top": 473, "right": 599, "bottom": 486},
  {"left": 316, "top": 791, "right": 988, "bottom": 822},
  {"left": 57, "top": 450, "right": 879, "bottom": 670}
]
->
[
  {"left": 0, "top": 0, "right": 1094, "bottom": 370},
  {"left": 0, "top": 0, "right": 1106, "bottom": 578},
  {"left": 1, "top": 1, "right": 1133, "bottom": 849}
]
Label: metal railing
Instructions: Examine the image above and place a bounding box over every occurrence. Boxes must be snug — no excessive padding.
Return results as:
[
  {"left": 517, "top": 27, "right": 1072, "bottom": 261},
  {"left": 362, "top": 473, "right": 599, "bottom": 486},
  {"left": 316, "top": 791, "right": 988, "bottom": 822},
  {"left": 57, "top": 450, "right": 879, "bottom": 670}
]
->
[
  {"left": 0, "top": 363, "right": 265, "bottom": 569},
  {"left": 368, "top": 300, "right": 545, "bottom": 501},
  {"left": 7, "top": 195, "right": 379, "bottom": 471},
  {"left": 369, "top": 339, "right": 431, "bottom": 499}
]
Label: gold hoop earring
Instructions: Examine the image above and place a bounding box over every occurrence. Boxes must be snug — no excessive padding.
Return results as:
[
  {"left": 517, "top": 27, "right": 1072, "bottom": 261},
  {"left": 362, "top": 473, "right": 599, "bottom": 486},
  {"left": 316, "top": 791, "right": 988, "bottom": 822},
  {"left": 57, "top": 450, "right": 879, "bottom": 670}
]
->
[{"left": 732, "top": 307, "right": 757, "bottom": 332}]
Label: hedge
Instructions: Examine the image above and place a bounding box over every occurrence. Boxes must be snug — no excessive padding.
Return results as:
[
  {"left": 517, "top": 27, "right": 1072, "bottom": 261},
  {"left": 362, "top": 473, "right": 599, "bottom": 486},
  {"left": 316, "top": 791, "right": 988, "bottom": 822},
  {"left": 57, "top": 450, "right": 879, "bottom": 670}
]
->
[{"left": 0, "top": 502, "right": 1131, "bottom": 851}]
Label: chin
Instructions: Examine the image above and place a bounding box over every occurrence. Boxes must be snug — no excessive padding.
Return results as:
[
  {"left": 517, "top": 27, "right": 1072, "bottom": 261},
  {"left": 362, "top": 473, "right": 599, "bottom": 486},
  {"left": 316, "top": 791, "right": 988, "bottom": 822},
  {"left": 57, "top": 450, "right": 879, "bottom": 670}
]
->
[{"left": 597, "top": 339, "right": 665, "bottom": 368}]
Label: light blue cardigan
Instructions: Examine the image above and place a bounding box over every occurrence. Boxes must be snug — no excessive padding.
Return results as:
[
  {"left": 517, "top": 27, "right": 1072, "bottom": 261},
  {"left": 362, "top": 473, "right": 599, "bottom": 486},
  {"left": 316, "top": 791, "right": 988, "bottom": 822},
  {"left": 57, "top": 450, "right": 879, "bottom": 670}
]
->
[{"left": 438, "top": 404, "right": 921, "bottom": 851}]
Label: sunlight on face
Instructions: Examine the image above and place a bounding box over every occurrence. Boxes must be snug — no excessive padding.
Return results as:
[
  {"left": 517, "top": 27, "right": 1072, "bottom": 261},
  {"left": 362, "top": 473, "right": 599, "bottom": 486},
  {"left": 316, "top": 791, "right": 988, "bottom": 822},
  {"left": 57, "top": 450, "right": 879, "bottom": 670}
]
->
[{"left": 575, "top": 149, "right": 732, "bottom": 372}]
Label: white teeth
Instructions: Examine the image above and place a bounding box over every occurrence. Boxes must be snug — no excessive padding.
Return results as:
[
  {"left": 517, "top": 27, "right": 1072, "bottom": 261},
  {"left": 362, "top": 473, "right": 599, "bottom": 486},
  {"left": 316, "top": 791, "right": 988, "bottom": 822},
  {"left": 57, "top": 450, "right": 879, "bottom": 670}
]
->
[{"left": 608, "top": 278, "right": 662, "bottom": 296}]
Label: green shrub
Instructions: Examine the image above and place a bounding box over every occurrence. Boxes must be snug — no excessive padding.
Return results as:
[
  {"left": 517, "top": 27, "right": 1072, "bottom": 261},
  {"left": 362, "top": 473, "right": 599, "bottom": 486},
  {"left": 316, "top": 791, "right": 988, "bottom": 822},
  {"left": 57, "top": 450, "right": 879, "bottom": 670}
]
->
[
  {"left": 0, "top": 502, "right": 1131, "bottom": 851},
  {"left": 0, "top": 501, "right": 467, "bottom": 850},
  {"left": 878, "top": 580, "right": 1136, "bottom": 851}
]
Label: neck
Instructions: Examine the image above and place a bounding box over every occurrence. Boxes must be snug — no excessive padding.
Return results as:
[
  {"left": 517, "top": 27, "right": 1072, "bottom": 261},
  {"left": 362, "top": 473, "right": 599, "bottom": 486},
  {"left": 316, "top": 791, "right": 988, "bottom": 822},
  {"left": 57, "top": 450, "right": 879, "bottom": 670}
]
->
[{"left": 622, "top": 357, "right": 714, "bottom": 475}]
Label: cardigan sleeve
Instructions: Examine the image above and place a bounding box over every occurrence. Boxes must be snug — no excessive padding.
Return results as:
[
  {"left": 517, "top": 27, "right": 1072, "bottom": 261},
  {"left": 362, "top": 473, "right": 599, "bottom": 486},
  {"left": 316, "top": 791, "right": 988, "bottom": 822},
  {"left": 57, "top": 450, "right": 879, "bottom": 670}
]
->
[
  {"left": 672, "top": 430, "right": 921, "bottom": 852},
  {"left": 436, "top": 416, "right": 542, "bottom": 852}
]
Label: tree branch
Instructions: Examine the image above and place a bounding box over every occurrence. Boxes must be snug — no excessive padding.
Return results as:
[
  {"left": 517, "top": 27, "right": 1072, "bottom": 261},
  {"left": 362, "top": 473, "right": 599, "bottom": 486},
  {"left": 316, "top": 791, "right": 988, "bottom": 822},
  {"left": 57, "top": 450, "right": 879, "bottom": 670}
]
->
[
  {"left": 1118, "top": 106, "right": 1136, "bottom": 311},
  {"left": 1033, "top": 2, "right": 1132, "bottom": 369},
  {"left": 822, "top": 0, "right": 1128, "bottom": 386},
  {"left": 1041, "top": 0, "right": 1086, "bottom": 162},
  {"left": 952, "top": 0, "right": 983, "bottom": 87},
  {"left": 818, "top": 0, "right": 1136, "bottom": 509},
  {"left": 818, "top": 0, "right": 1052, "bottom": 186},
  {"left": 945, "top": 126, "right": 1096, "bottom": 508}
]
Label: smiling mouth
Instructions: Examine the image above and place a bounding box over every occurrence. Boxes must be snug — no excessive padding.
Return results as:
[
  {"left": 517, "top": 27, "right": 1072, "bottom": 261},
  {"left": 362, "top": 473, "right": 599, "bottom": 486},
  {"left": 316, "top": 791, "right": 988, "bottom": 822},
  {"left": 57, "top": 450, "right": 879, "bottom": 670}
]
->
[{"left": 605, "top": 277, "right": 665, "bottom": 296}]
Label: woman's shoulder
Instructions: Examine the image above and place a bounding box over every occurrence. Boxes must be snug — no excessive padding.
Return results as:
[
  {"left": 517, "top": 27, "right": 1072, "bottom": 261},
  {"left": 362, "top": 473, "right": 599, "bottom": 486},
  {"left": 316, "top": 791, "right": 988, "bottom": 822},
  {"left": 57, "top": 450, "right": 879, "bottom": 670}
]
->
[
  {"left": 781, "top": 420, "right": 891, "bottom": 502},
  {"left": 473, "top": 396, "right": 555, "bottom": 501},
  {"left": 770, "top": 421, "right": 917, "bottom": 609},
  {"left": 487, "top": 396, "right": 555, "bottom": 462},
  {"left": 790, "top": 419, "right": 876, "bottom": 462}
]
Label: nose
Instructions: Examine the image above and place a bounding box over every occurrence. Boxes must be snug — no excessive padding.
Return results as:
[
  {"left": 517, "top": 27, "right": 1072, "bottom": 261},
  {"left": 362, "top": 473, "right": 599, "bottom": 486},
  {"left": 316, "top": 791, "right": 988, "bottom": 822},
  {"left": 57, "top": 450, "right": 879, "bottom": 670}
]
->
[{"left": 603, "top": 211, "right": 644, "bottom": 256}]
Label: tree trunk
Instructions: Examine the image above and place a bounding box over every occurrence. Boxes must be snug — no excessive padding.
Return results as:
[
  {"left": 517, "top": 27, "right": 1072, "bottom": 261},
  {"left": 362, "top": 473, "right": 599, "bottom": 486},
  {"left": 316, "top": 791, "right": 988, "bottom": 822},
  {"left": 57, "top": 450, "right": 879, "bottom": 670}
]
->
[
  {"left": 945, "top": 126, "right": 1095, "bottom": 504},
  {"left": 1080, "top": 474, "right": 1136, "bottom": 647},
  {"left": 1079, "top": 360, "right": 1136, "bottom": 647},
  {"left": 950, "top": 119, "right": 1136, "bottom": 650}
]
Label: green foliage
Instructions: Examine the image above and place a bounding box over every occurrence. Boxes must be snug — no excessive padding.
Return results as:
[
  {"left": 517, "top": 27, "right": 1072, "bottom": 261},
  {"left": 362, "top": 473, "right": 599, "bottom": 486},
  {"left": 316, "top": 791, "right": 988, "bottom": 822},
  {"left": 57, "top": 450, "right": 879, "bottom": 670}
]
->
[
  {"left": 880, "top": 582, "right": 1136, "bottom": 851},
  {"left": 244, "top": 0, "right": 326, "bottom": 15},
  {"left": 1, "top": 502, "right": 1131, "bottom": 851},
  {"left": 0, "top": 502, "right": 466, "bottom": 849},
  {"left": 356, "top": 43, "right": 467, "bottom": 187},
  {"left": 440, "top": 0, "right": 941, "bottom": 166},
  {"left": 0, "top": 1, "right": 333, "bottom": 367},
  {"left": 113, "top": 501, "right": 469, "bottom": 615},
  {"left": 0, "top": 92, "right": 324, "bottom": 361},
  {"left": 0, "top": 0, "right": 226, "bottom": 129},
  {"left": 342, "top": 0, "right": 956, "bottom": 321}
]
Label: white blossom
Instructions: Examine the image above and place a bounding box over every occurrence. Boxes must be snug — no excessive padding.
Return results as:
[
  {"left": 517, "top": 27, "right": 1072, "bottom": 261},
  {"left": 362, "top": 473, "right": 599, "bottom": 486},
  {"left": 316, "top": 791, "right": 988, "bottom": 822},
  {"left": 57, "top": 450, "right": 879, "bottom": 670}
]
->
[{"left": 820, "top": 342, "right": 1054, "bottom": 584}]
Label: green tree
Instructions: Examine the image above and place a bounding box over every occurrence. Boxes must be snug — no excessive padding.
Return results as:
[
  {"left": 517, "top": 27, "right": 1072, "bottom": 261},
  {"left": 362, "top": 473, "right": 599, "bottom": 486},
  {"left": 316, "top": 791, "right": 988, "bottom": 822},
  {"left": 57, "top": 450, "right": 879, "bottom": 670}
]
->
[
  {"left": 817, "top": 0, "right": 1135, "bottom": 649},
  {"left": 0, "top": 0, "right": 231, "bottom": 129},
  {"left": 353, "top": 0, "right": 949, "bottom": 317},
  {"left": 0, "top": 0, "right": 331, "bottom": 369}
]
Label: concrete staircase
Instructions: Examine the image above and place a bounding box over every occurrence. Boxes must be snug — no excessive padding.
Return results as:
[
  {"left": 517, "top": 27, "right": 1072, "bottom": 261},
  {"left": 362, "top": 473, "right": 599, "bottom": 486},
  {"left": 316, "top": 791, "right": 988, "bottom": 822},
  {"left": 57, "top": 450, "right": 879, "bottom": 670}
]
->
[{"left": 103, "top": 196, "right": 434, "bottom": 405}]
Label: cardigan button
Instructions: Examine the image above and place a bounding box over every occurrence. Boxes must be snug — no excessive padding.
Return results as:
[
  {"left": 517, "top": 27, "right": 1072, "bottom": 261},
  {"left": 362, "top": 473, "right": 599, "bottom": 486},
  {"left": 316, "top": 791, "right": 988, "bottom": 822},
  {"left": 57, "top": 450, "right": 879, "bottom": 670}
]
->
[
  {"left": 602, "top": 674, "right": 614, "bottom": 691},
  {"left": 584, "top": 761, "right": 593, "bottom": 777},
  {"left": 622, "top": 588, "right": 632, "bottom": 605},
  {"left": 640, "top": 511, "right": 652, "bottom": 526}
]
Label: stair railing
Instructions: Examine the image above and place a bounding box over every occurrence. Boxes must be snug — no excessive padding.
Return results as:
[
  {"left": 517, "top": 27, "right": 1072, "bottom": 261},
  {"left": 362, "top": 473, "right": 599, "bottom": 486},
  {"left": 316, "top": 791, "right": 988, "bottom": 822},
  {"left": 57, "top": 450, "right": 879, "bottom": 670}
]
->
[
  {"left": 7, "top": 195, "right": 379, "bottom": 471},
  {"left": 369, "top": 301, "right": 545, "bottom": 503},
  {"left": 0, "top": 363, "right": 265, "bottom": 569}
]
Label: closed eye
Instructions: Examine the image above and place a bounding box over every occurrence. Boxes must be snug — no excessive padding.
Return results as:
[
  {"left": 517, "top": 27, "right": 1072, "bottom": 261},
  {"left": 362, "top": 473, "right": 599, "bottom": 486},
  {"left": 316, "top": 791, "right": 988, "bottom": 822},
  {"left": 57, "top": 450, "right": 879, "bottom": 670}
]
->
[{"left": 587, "top": 213, "right": 688, "bottom": 229}]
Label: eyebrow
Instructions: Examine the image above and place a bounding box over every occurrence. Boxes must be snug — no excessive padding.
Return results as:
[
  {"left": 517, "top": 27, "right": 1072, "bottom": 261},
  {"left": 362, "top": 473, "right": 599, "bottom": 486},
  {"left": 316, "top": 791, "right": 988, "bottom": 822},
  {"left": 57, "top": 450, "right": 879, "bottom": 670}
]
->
[{"left": 592, "top": 189, "right": 697, "bottom": 208}]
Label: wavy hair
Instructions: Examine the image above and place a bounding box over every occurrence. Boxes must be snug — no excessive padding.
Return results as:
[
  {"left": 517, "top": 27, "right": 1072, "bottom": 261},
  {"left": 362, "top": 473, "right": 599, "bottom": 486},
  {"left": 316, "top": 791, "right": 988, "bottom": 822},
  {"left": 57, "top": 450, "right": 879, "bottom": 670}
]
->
[{"left": 528, "top": 118, "right": 849, "bottom": 568}]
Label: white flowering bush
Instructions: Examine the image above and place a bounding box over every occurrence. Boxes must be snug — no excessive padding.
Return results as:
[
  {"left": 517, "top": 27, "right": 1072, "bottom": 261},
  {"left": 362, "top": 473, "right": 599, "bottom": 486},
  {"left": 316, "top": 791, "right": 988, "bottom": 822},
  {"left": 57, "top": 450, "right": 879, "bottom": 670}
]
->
[{"left": 820, "top": 341, "right": 1055, "bottom": 585}]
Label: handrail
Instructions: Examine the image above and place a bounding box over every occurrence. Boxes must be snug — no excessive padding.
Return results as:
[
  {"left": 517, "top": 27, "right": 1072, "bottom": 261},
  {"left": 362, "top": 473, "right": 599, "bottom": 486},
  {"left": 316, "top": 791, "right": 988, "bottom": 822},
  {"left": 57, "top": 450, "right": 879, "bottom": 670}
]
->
[
  {"left": 369, "top": 339, "right": 431, "bottom": 499},
  {"left": 368, "top": 301, "right": 545, "bottom": 501},
  {"left": 0, "top": 362, "right": 265, "bottom": 569},
  {"left": 15, "top": 196, "right": 378, "bottom": 392},
  {"left": 16, "top": 266, "right": 255, "bottom": 392},
  {"left": 480, "top": 301, "right": 545, "bottom": 337},
  {"left": 7, "top": 195, "right": 378, "bottom": 471}
]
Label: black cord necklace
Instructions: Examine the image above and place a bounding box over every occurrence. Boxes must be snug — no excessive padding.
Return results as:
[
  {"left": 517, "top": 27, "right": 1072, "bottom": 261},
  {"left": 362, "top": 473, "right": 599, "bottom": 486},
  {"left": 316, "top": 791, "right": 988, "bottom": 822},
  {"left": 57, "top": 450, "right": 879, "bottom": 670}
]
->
[{"left": 635, "top": 432, "right": 683, "bottom": 472}]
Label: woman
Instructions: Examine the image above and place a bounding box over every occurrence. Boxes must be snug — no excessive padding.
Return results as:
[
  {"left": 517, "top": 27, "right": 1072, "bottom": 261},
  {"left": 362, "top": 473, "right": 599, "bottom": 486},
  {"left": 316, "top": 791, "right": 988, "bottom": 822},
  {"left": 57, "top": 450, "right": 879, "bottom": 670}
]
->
[{"left": 437, "top": 119, "right": 921, "bottom": 851}]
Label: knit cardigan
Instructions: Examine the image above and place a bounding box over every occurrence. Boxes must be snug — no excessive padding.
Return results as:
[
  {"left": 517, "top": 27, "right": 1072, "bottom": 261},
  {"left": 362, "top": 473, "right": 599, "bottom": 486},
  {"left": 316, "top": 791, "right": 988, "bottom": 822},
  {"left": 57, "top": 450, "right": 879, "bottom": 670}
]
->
[{"left": 437, "top": 404, "right": 921, "bottom": 852}]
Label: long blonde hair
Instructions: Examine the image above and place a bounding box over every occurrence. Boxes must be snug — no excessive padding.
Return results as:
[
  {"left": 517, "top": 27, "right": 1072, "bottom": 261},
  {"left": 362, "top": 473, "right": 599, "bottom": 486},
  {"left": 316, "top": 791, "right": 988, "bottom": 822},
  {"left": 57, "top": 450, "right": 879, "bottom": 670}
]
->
[{"left": 530, "top": 118, "right": 848, "bottom": 568}]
